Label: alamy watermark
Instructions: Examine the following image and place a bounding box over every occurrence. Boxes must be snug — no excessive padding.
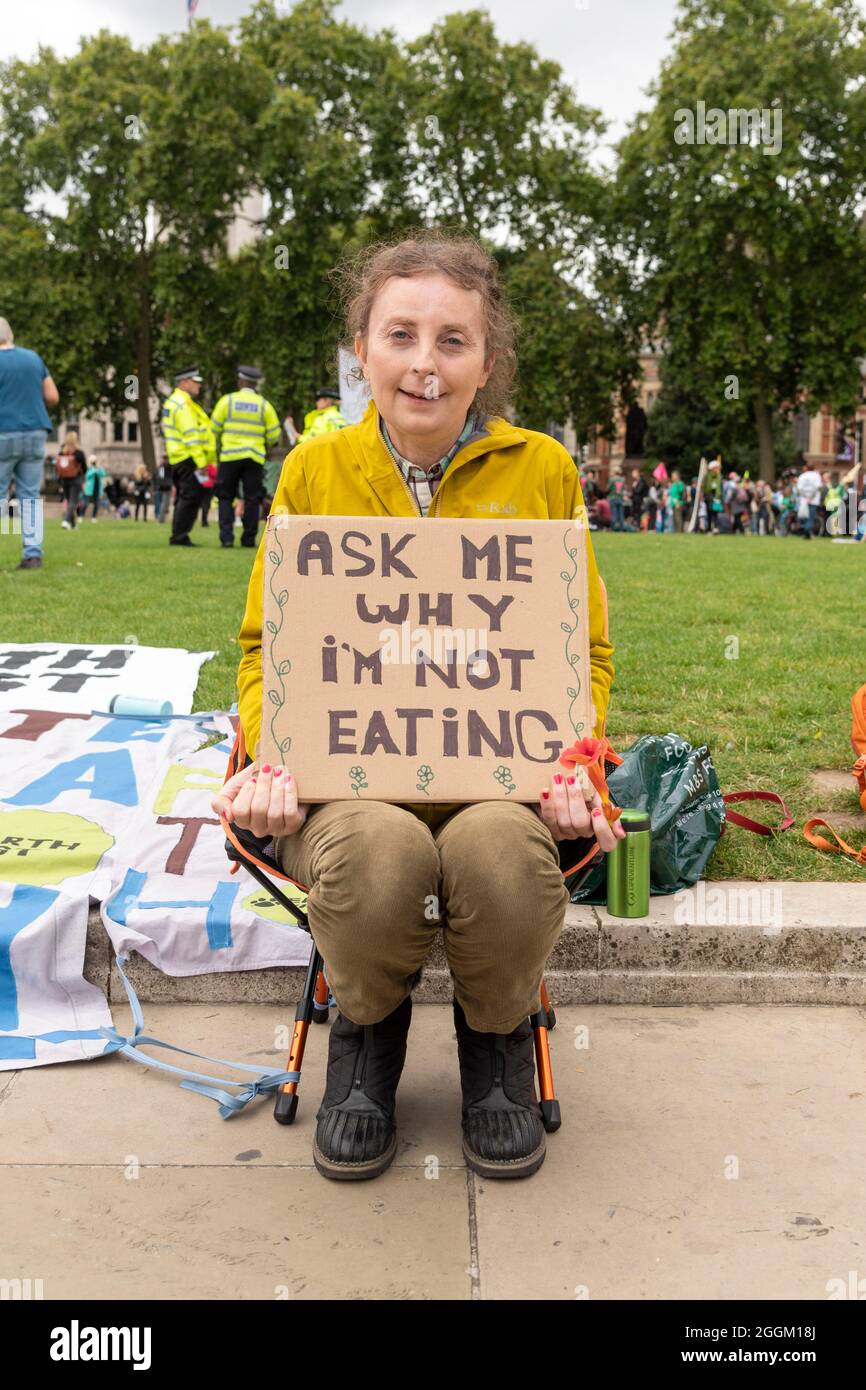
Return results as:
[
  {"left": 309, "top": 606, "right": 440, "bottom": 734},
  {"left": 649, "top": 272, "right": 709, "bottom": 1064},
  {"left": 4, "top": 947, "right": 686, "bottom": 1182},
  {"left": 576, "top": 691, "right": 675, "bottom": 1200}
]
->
[
  {"left": 674, "top": 101, "right": 782, "bottom": 156},
  {"left": 673, "top": 881, "right": 783, "bottom": 931},
  {"left": 379, "top": 623, "right": 490, "bottom": 667},
  {"left": 1, "top": 1277, "right": 44, "bottom": 1299},
  {"left": 1, "top": 499, "right": 43, "bottom": 541}
]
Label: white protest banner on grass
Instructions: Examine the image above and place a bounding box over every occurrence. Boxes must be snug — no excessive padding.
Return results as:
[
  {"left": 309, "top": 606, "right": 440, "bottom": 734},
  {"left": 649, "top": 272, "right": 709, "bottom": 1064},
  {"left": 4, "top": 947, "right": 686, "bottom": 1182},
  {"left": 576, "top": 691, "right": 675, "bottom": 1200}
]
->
[
  {"left": 0, "top": 710, "right": 212, "bottom": 897},
  {"left": 101, "top": 739, "right": 313, "bottom": 974},
  {"left": 0, "top": 644, "right": 215, "bottom": 714},
  {"left": 0, "top": 710, "right": 312, "bottom": 1073},
  {"left": 0, "top": 886, "right": 116, "bottom": 1069}
]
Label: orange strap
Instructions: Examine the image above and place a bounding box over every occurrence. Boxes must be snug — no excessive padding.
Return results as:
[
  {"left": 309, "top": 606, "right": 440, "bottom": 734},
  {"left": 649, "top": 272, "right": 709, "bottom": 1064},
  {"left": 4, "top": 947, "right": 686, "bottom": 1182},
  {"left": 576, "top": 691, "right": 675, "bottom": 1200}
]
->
[
  {"left": 561, "top": 840, "right": 602, "bottom": 885},
  {"left": 723, "top": 790, "right": 794, "bottom": 835},
  {"left": 803, "top": 817, "right": 866, "bottom": 868},
  {"left": 853, "top": 754, "right": 866, "bottom": 814}
]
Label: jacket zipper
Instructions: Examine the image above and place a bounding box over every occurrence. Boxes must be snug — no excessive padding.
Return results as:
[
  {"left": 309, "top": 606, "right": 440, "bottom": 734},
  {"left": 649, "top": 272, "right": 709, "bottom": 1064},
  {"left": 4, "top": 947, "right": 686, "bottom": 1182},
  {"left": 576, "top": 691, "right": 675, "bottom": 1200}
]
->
[
  {"left": 388, "top": 440, "right": 481, "bottom": 519},
  {"left": 390, "top": 458, "right": 422, "bottom": 517},
  {"left": 429, "top": 446, "right": 477, "bottom": 518}
]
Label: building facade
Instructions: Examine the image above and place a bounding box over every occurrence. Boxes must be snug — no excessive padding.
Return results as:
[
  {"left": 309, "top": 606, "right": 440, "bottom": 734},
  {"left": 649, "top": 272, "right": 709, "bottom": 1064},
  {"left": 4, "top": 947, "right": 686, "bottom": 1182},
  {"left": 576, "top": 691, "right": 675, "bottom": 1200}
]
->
[{"left": 583, "top": 344, "right": 866, "bottom": 484}]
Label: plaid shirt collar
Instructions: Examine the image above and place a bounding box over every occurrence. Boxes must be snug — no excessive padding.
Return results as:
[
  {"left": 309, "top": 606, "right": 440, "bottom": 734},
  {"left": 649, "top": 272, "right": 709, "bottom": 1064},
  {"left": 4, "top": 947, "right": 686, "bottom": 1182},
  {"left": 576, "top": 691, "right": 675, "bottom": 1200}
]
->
[{"left": 379, "top": 410, "right": 478, "bottom": 489}]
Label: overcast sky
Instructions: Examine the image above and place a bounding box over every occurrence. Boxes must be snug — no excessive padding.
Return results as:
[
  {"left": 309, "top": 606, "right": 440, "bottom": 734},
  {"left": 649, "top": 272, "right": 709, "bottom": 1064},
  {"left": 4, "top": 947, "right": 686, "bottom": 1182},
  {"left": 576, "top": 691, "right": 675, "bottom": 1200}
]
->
[{"left": 0, "top": 0, "right": 681, "bottom": 150}]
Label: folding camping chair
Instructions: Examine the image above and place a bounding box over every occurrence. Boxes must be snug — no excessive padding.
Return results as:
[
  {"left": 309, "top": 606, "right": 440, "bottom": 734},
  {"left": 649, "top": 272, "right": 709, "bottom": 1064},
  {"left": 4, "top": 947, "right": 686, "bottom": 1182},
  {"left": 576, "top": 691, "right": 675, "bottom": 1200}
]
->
[
  {"left": 217, "top": 576, "right": 613, "bottom": 1130},
  {"left": 218, "top": 724, "right": 563, "bottom": 1134}
]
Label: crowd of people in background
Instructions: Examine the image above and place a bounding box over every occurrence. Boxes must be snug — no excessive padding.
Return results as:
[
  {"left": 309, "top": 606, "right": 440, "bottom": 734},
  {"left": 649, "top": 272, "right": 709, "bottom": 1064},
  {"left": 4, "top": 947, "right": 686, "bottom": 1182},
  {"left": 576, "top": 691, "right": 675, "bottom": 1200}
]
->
[
  {"left": 41, "top": 375, "right": 341, "bottom": 547},
  {"left": 0, "top": 308, "right": 352, "bottom": 567},
  {"left": 4, "top": 301, "right": 866, "bottom": 567},
  {"left": 581, "top": 457, "right": 866, "bottom": 540},
  {"left": 51, "top": 449, "right": 236, "bottom": 528}
]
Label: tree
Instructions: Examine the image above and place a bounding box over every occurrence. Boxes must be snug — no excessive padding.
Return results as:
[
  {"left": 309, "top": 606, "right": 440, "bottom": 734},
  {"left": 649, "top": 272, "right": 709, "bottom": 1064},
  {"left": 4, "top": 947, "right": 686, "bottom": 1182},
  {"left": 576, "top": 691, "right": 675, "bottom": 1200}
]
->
[
  {"left": 501, "top": 249, "right": 632, "bottom": 440},
  {"left": 610, "top": 0, "right": 866, "bottom": 480},
  {"left": 233, "top": 0, "right": 412, "bottom": 420},
  {"left": 0, "top": 27, "right": 266, "bottom": 468},
  {"left": 0, "top": 0, "right": 632, "bottom": 449},
  {"left": 236, "top": 2, "right": 625, "bottom": 428},
  {"left": 644, "top": 371, "right": 800, "bottom": 477}
]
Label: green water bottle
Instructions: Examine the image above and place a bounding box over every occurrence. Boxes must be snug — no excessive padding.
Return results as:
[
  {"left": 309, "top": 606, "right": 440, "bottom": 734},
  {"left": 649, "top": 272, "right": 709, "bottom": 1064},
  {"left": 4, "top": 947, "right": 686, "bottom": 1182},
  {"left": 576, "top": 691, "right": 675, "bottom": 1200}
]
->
[{"left": 606, "top": 809, "right": 651, "bottom": 917}]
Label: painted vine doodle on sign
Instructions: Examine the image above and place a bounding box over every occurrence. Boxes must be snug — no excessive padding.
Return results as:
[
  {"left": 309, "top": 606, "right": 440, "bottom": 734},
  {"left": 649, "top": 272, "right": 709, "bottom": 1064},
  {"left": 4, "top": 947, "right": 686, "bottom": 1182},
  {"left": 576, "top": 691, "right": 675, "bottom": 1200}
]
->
[{"left": 260, "top": 515, "right": 593, "bottom": 803}]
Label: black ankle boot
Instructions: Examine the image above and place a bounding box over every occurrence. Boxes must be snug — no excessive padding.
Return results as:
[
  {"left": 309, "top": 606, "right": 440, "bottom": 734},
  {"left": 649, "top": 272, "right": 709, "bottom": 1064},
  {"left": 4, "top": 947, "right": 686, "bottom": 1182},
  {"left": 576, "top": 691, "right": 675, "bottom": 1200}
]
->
[
  {"left": 313, "top": 995, "right": 412, "bottom": 1181},
  {"left": 453, "top": 999, "right": 547, "bottom": 1179}
]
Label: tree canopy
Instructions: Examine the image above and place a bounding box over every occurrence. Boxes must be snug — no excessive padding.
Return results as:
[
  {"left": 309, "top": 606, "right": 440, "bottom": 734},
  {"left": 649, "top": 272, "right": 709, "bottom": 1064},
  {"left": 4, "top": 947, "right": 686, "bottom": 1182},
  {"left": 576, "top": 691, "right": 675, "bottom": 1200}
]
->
[
  {"left": 608, "top": 0, "right": 866, "bottom": 479},
  {"left": 1, "top": 0, "right": 864, "bottom": 476}
]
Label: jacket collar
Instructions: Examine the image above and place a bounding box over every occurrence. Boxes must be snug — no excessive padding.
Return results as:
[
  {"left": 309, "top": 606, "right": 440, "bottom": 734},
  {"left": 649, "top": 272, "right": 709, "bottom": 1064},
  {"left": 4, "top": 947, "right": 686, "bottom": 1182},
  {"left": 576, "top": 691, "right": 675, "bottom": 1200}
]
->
[{"left": 347, "top": 396, "right": 525, "bottom": 515}]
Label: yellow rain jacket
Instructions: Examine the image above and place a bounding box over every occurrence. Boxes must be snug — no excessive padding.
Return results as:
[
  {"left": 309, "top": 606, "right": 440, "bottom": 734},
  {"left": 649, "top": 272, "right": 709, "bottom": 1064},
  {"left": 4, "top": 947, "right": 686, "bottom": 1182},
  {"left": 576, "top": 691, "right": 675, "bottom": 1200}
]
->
[{"left": 237, "top": 398, "right": 614, "bottom": 831}]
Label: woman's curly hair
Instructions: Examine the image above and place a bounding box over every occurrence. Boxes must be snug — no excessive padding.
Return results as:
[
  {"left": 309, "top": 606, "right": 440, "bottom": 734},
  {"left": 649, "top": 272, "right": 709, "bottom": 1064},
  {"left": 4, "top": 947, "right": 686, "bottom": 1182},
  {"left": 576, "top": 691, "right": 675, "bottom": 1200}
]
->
[{"left": 332, "top": 229, "right": 518, "bottom": 421}]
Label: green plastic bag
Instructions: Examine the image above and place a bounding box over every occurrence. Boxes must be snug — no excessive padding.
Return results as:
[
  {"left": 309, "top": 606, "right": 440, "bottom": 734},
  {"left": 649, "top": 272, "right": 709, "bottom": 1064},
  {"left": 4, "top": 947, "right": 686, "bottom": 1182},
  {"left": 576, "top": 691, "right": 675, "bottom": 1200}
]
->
[{"left": 561, "top": 733, "right": 727, "bottom": 904}]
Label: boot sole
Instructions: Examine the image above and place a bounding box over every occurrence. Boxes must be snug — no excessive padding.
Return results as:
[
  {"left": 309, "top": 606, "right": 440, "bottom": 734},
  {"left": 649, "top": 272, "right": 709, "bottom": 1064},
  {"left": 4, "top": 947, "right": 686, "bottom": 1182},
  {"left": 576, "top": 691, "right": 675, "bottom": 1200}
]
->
[
  {"left": 462, "top": 1132, "right": 547, "bottom": 1179},
  {"left": 313, "top": 1129, "right": 398, "bottom": 1181}
]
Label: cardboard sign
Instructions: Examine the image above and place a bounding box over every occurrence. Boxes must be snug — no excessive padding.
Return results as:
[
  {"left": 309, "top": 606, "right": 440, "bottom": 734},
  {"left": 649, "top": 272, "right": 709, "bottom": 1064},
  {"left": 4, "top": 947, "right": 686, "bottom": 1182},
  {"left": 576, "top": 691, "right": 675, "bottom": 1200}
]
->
[{"left": 260, "top": 515, "right": 592, "bottom": 803}]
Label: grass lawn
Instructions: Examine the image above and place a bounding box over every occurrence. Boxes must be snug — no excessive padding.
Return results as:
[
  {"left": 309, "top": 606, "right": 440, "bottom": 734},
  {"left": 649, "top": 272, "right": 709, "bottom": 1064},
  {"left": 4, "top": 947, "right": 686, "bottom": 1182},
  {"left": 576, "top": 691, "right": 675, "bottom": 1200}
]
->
[{"left": 2, "top": 515, "right": 864, "bottom": 882}]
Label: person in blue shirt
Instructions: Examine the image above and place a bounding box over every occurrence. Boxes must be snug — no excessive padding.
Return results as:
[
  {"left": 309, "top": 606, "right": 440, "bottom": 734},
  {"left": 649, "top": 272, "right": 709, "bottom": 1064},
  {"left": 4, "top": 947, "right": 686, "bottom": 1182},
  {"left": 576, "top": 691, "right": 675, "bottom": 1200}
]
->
[{"left": 0, "top": 317, "right": 59, "bottom": 569}]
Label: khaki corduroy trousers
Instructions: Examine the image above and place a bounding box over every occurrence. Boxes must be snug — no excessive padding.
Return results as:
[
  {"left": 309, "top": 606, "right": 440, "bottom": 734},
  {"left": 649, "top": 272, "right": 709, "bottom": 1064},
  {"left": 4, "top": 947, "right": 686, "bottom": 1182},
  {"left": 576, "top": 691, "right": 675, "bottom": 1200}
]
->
[{"left": 274, "top": 799, "right": 570, "bottom": 1034}]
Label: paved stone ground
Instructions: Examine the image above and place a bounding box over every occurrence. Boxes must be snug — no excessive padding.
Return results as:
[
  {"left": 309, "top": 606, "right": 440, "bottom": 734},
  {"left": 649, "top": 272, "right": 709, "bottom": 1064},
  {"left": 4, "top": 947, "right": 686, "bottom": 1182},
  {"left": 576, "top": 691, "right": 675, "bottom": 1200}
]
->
[{"left": 2, "top": 1000, "right": 864, "bottom": 1300}]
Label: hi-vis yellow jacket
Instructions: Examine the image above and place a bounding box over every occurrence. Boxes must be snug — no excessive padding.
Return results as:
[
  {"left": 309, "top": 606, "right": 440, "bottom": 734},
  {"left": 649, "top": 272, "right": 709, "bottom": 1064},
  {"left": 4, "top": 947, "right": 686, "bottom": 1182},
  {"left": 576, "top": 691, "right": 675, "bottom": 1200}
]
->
[
  {"left": 211, "top": 388, "right": 282, "bottom": 465},
  {"left": 160, "top": 388, "right": 216, "bottom": 470},
  {"left": 299, "top": 403, "right": 347, "bottom": 441},
  {"left": 237, "top": 398, "right": 614, "bottom": 832}
]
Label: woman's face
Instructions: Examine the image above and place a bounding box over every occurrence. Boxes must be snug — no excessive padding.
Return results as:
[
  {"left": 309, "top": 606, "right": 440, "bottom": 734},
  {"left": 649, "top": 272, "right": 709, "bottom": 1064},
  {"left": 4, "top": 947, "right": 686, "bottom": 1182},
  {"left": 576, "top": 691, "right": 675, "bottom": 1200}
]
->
[{"left": 355, "top": 271, "right": 493, "bottom": 449}]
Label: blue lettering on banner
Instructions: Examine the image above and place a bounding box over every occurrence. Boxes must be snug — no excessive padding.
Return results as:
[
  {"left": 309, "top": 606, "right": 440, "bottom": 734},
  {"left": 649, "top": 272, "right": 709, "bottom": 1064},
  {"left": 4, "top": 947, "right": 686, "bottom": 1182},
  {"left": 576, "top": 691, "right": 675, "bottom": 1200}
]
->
[
  {"left": 87, "top": 718, "right": 168, "bottom": 745},
  {"left": 106, "top": 868, "right": 238, "bottom": 950},
  {"left": 0, "top": 884, "right": 59, "bottom": 1029},
  {"left": 0, "top": 1029, "right": 117, "bottom": 1061},
  {"left": 6, "top": 750, "right": 138, "bottom": 807}
]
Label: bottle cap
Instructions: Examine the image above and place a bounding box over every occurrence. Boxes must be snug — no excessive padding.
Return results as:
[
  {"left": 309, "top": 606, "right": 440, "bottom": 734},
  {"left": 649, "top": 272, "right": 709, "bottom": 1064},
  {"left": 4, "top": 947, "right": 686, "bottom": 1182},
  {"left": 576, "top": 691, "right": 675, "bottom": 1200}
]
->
[{"left": 617, "top": 808, "right": 651, "bottom": 832}]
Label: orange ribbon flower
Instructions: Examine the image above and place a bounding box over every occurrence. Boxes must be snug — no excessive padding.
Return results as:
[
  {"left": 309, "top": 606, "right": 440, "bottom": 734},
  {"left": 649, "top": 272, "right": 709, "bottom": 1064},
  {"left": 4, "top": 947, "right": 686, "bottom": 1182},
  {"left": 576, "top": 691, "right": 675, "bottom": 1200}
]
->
[{"left": 558, "top": 736, "right": 623, "bottom": 824}]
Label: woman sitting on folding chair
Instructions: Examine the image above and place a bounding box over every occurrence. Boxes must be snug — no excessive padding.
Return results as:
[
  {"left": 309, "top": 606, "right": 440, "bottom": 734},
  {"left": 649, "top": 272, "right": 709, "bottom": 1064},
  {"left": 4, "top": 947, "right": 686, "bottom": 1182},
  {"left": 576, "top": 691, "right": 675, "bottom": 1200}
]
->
[{"left": 213, "top": 231, "right": 623, "bottom": 1182}]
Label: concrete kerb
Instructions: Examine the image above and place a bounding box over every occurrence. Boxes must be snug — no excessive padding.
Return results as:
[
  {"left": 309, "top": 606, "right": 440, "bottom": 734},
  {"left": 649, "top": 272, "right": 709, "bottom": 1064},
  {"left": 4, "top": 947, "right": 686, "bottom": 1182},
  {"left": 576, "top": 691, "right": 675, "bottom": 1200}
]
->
[{"left": 87, "top": 881, "right": 866, "bottom": 1008}]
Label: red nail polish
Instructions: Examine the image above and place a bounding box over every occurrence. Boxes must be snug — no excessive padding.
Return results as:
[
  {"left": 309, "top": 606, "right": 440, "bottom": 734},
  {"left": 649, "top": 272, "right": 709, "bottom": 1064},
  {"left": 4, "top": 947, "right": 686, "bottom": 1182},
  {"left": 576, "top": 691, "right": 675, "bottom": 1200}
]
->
[
  {"left": 285, "top": 773, "right": 292, "bottom": 781},
  {"left": 566, "top": 776, "right": 575, "bottom": 786},
  {"left": 553, "top": 773, "right": 563, "bottom": 785},
  {"left": 262, "top": 764, "right": 272, "bottom": 774},
  {"left": 251, "top": 777, "right": 257, "bottom": 783},
  {"left": 592, "top": 808, "right": 602, "bottom": 818},
  {"left": 541, "top": 790, "right": 550, "bottom": 800},
  {"left": 273, "top": 768, "right": 283, "bottom": 777}
]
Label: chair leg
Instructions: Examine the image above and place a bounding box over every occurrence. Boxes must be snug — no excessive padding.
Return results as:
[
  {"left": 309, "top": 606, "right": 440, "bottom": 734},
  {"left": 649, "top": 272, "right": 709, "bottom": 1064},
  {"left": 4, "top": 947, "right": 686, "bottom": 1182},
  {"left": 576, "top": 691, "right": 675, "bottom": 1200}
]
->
[
  {"left": 312, "top": 966, "right": 332, "bottom": 1024},
  {"left": 274, "top": 944, "right": 325, "bottom": 1125},
  {"left": 532, "top": 978, "right": 562, "bottom": 1133},
  {"left": 539, "top": 977, "right": 557, "bottom": 1031}
]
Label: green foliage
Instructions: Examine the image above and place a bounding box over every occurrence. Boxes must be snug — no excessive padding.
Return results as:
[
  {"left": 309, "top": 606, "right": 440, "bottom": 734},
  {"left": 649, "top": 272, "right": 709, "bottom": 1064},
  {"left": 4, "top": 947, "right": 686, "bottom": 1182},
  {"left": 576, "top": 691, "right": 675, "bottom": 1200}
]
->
[
  {"left": 0, "top": 0, "right": 627, "bottom": 444},
  {"left": 645, "top": 373, "right": 801, "bottom": 478},
  {"left": 4, "top": 0, "right": 864, "bottom": 468},
  {"left": 503, "top": 250, "right": 628, "bottom": 439},
  {"left": 608, "top": 0, "right": 866, "bottom": 478}
]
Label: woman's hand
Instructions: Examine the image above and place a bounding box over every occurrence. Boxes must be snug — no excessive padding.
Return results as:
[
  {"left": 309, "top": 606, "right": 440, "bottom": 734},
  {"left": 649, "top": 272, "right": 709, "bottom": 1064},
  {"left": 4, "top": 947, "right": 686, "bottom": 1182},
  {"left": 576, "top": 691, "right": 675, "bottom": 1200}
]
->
[
  {"left": 535, "top": 771, "right": 627, "bottom": 852},
  {"left": 211, "top": 761, "right": 309, "bottom": 838}
]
